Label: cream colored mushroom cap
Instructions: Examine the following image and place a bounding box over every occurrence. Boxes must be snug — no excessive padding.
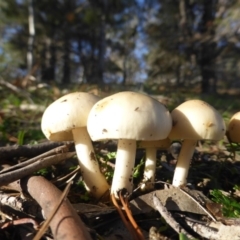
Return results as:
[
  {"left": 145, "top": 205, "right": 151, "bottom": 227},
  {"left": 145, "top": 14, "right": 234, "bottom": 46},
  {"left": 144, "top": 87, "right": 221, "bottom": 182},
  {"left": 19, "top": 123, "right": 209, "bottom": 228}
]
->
[
  {"left": 227, "top": 111, "right": 240, "bottom": 143},
  {"left": 41, "top": 92, "right": 100, "bottom": 141},
  {"left": 87, "top": 91, "right": 172, "bottom": 141},
  {"left": 169, "top": 99, "right": 226, "bottom": 140}
]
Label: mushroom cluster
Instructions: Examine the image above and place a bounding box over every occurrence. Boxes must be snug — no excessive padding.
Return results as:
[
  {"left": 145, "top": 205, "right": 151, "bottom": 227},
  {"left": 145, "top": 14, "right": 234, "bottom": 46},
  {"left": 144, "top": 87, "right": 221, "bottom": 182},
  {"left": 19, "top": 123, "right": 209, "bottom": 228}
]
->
[{"left": 41, "top": 91, "right": 230, "bottom": 200}]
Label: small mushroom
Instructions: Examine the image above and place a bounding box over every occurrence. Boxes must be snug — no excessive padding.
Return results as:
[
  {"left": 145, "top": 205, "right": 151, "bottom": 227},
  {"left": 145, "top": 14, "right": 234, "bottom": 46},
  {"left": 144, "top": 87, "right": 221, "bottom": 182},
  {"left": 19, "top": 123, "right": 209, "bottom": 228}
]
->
[
  {"left": 87, "top": 91, "right": 172, "bottom": 197},
  {"left": 138, "top": 138, "right": 171, "bottom": 189},
  {"left": 169, "top": 99, "right": 226, "bottom": 187},
  {"left": 227, "top": 112, "right": 240, "bottom": 143},
  {"left": 41, "top": 92, "right": 109, "bottom": 199}
]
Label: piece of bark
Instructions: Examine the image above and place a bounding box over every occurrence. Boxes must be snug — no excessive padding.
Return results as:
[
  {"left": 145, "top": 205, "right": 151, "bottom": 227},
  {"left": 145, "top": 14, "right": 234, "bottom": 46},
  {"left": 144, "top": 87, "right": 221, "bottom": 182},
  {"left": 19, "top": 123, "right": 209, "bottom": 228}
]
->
[
  {"left": 20, "top": 176, "right": 92, "bottom": 240},
  {"left": 185, "top": 219, "right": 240, "bottom": 240},
  {"left": 130, "top": 188, "right": 208, "bottom": 216},
  {"left": 131, "top": 188, "right": 240, "bottom": 240},
  {"left": 153, "top": 194, "right": 194, "bottom": 239},
  {"left": 0, "top": 193, "right": 43, "bottom": 219}
]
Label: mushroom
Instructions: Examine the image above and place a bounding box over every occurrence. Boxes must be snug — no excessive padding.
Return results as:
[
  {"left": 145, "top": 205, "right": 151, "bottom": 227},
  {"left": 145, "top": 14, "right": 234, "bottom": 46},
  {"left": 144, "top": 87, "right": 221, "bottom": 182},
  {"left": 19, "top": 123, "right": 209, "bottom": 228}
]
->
[
  {"left": 227, "top": 112, "right": 240, "bottom": 143},
  {"left": 169, "top": 99, "right": 226, "bottom": 187},
  {"left": 87, "top": 91, "right": 172, "bottom": 197},
  {"left": 41, "top": 92, "right": 109, "bottom": 199},
  {"left": 138, "top": 138, "right": 171, "bottom": 189}
]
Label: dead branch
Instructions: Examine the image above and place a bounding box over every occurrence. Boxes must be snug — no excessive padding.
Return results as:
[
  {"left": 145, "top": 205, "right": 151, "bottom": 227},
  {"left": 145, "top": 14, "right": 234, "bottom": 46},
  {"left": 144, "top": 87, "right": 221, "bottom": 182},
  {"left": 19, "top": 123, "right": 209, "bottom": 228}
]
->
[
  {"left": 0, "top": 141, "right": 71, "bottom": 161},
  {"left": 0, "top": 144, "right": 72, "bottom": 173},
  {"left": 33, "top": 181, "right": 72, "bottom": 240},
  {"left": 20, "top": 176, "right": 92, "bottom": 240},
  {"left": 0, "top": 152, "right": 75, "bottom": 186},
  {"left": 185, "top": 219, "right": 219, "bottom": 239}
]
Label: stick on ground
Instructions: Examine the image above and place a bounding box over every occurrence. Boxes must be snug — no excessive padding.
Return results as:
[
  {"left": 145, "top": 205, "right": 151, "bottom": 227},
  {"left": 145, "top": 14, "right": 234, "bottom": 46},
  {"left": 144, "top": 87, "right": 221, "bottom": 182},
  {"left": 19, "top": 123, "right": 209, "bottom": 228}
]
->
[
  {"left": 0, "top": 152, "right": 75, "bottom": 186},
  {"left": 0, "top": 141, "right": 71, "bottom": 161}
]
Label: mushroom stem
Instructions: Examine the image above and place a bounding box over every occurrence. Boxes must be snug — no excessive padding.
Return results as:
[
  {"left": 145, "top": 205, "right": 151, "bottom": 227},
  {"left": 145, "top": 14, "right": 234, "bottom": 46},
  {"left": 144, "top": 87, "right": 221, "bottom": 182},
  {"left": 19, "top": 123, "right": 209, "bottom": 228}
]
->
[
  {"left": 172, "top": 139, "right": 196, "bottom": 187},
  {"left": 72, "top": 128, "right": 109, "bottom": 199},
  {"left": 143, "top": 148, "right": 157, "bottom": 185},
  {"left": 111, "top": 139, "right": 136, "bottom": 196}
]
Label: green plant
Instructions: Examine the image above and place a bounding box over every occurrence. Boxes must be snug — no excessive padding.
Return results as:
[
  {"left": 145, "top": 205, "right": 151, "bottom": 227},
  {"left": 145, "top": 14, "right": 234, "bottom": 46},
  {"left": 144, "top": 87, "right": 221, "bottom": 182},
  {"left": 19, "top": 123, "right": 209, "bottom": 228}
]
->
[
  {"left": 75, "top": 180, "right": 91, "bottom": 201},
  {"left": 133, "top": 158, "right": 145, "bottom": 179},
  {"left": 179, "top": 233, "right": 198, "bottom": 240},
  {"left": 210, "top": 189, "right": 240, "bottom": 218},
  {"left": 106, "top": 151, "right": 117, "bottom": 159},
  {"left": 3, "top": 94, "right": 22, "bottom": 108},
  {"left": 96, "top": 151, "right": 116, "bottom": 182},
  {"left": 17, "top": 130, "right": 25, "bottom": 145},
  {"left": 35, "top": 168, "right": 50, "bottom": 176}
]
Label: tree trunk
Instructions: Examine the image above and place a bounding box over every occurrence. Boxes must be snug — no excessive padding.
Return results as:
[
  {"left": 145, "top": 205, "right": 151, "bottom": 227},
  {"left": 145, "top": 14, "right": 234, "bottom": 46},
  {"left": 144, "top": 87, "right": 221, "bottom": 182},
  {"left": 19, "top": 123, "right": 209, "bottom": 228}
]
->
[
  {"left": 201, "top": 65, "right": 210, "bottom": 93},
  {"left": 97, "top": 13, "right": 106, "bottom": 86},
  {"left": 200, "top": 63, "right": 216, "bottom": 94},
  {"left": 62, "top": 36, "right": 70, "bottom": 84},
  {"left": 41, "top": 38, "right": 56, "bottom": 82},
  {"left": 200, "top": 0, "right": 216, "bottom": 94},
  {"left": 50, "top": 40, "right": 56, "bottom": 81},
  {"left": 27, "top": 0, "right": 35, "bottom": 73}
]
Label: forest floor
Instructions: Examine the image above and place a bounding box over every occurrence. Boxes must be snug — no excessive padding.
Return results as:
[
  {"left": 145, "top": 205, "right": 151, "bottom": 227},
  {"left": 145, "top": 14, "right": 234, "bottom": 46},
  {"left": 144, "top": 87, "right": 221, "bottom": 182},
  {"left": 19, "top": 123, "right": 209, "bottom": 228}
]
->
[{"left": 0, "top": 82, "right": 240, "bottom": 240}]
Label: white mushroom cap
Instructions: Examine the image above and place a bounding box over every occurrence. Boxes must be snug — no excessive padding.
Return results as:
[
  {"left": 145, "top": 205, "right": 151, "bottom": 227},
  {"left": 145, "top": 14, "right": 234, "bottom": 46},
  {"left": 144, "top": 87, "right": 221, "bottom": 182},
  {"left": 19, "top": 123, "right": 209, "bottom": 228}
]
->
[
  {"left": 87, "top": 91, "right": 172, "bottom": 141},
  {"left": 227, "top": 112, "right": 240, "bottom": 143},
  {"left": 87, "top": 91, "right": 172, "bottom": 197},
  {"left": 41, "top": 92, "right": 100, "bottom": 141},
  {"left": 169, "top": 99, "right": 226, "bottom": 141}
]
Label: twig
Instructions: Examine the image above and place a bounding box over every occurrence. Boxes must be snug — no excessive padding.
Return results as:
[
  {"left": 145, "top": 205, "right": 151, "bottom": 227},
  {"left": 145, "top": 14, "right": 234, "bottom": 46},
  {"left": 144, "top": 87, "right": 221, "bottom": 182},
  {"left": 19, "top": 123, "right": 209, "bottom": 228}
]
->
[
  {"left": 1, "top": 218, "right": 39, "bottom": 230},
  {"left": 0, "top": 144, "right": 72, "bottom": 173},
  {"left": 0, "top": 152, "right": 75, "bottom": 186},
  {"left": 52, "top": 166, "right": 80, "bottom": 184},
  {"left": 184, "top": 219, "right": 219, "bottom": 239},
  {"left": 0, "top": 76, "right": 33, "bottom": 103},
  {"left": 33, "top": 181, "right": 72, "bottom": 240},
  {"left": 119, "top": 190, "right": 145, "bottom": 240},
  {"left": 186, "top": 218, "right": 240, "bottom": 239},
  {"left": 99, "top": 157, "right": 115, "bottom": 168},
  {"left": 0, "top": 141, "right": 71, "bottom": 161},
  {"left": 111, "top": 194, "right": 137, "bottom": 239},
  {"left": 153, "top": 193, "right": 195, "bottom": 239}
]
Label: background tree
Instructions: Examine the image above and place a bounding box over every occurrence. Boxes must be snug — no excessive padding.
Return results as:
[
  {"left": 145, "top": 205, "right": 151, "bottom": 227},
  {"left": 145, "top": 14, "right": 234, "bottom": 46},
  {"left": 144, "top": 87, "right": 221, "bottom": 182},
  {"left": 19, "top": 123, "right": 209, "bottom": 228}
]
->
[
  {"left": 1, "top": 0, "right": 138, "bottom": 85},
  {"left": 1, "top": 0, "right": 240, "bottom": 94}
]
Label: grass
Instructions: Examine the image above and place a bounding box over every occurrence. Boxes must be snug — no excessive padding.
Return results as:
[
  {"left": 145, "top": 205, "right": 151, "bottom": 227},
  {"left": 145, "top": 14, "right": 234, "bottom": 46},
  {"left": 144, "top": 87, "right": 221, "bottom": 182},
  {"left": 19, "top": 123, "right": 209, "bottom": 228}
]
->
[{"left": 210, "top": 188, "right": 240, "bottom": 218}]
